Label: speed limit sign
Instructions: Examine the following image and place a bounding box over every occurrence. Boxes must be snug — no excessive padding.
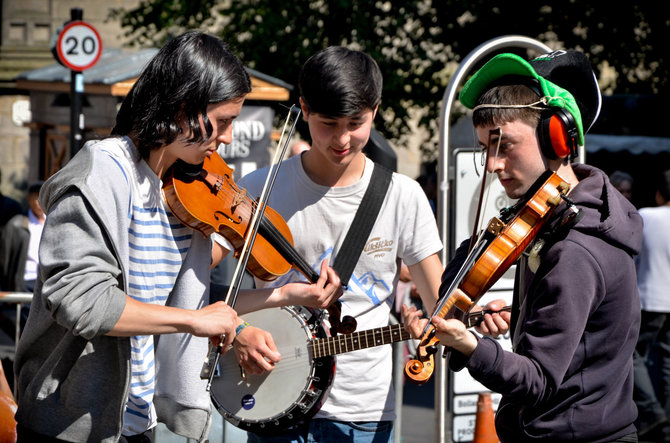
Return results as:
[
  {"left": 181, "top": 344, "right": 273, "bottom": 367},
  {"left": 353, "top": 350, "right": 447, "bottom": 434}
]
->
[{"left": 55, "top": 21, "right": 102, "bottom": 71}]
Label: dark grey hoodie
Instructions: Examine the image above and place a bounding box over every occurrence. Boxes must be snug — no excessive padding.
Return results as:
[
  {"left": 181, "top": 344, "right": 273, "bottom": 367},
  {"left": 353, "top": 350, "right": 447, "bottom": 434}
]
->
[{"left": 452, "top": 164, "right": 642, "bottom": 442}]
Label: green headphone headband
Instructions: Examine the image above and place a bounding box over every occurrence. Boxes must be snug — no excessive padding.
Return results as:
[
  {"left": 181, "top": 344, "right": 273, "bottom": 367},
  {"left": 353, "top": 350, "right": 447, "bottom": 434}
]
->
[{"left": 460, "top": 53, "right": 585, "bottom": 146}]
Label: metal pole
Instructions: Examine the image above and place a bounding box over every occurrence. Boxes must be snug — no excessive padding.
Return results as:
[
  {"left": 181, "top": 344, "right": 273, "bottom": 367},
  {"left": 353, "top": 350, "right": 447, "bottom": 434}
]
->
[
  {"left": 71, "top": 70, "right": 84, "bottom": 156},
  {"left": 435, "top": 35, "right": 553, "bottom": 443},
  {"left": 0, "top": 292, "right": 34, "bottom": 396},
  {"left": 69, "top": 8, "right": 84, "bottom": 157},
  {"left": 390, "top": 314, "right": 403, "bottom": 443}
]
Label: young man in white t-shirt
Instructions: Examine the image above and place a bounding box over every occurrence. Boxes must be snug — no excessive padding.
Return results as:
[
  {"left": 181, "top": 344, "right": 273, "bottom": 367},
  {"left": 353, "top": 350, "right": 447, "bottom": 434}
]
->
[
  {"left": 633, "top": 169, "right": 670, "bottom": 440},
  {"left": 234, "top": 46, "right": 443, "bottom": 442},
  {"left": 23, "top": 181, "right": 45, "bottom": 292}
]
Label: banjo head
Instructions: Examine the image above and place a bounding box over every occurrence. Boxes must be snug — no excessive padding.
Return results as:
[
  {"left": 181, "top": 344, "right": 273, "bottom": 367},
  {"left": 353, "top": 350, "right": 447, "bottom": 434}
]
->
[{"left": 210, "top": 306, "right": 334, "bottom": 435}]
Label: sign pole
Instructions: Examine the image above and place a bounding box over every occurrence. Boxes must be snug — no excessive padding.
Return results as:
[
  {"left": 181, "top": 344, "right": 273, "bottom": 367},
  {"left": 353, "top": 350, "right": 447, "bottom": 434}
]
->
[
  {"left": 69, "top": 8, "right": 83, "bottom": 156},
  {"left": 71, "top": 70, "right": 83, "bottom": 156},
  {"left": 52, "top": 7, "right": 102, "bottom": 158}
]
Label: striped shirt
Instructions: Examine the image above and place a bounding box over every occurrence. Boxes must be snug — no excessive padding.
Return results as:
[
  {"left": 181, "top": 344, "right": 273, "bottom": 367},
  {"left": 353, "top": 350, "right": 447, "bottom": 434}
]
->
[{"left": 113, "top": 152, "right": 193, "bottom": 435}]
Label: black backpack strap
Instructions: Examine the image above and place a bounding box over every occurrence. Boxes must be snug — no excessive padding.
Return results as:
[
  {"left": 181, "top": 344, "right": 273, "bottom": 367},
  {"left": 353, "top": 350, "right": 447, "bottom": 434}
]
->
[{"left": 332, "top": 163, "right": 393, "bottom": 287}]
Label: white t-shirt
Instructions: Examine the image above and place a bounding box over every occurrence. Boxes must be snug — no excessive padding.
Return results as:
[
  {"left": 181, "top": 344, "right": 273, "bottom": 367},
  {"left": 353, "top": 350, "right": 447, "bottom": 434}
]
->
[
  {"left": 636, "top": 205, "right": 670, "bottom": 312},
  {"left": 238, "top": 155, "right": 442, "bottom": 422},
  {"left": 23, "top": 209, "right": 44, "bottom": 282}
]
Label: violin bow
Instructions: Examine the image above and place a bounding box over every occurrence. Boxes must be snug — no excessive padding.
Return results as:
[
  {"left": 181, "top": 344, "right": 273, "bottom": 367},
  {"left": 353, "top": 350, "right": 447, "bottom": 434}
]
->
[
  {"left": 223, "top": 105, "right": 301, "bottom": 310},
  {"left": 421, "top": 233, "right": 490, "bottom": 338},
  {"left": 204, "top": 105, "right": 302, "bottom": 391},
  {"left": 469, "top": 127, "right": 502, "bottom": 251}
]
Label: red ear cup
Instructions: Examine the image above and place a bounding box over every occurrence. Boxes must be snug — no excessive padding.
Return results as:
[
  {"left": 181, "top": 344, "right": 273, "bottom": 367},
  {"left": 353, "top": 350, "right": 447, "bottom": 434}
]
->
[
  {"left": 548, "top": 113, "right": 572, "bottom": 158},
  {"left": 538, "top": 108, "right": 577, "bottom": 159}
]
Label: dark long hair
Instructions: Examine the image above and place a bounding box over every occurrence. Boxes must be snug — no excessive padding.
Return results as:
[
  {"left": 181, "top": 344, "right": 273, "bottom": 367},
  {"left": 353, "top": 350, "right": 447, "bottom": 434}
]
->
[{"left": 111, "top": 31, "right": 251, "bottom": 158}]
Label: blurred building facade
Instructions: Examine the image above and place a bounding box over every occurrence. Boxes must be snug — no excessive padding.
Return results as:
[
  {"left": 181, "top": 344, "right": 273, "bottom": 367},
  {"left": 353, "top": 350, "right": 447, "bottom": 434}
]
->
[
  {"left": 0, "top": 0, "right": 140, "bottom": 202},
  {"left": 0, "top": 1, "right": 296, "bottom": 205}
]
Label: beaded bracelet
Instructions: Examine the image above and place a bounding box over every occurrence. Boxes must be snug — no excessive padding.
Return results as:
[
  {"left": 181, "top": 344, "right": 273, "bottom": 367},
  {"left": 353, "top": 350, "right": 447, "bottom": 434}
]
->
[{"left": 235, "top": 321, "right": 250, "bottom": 336}]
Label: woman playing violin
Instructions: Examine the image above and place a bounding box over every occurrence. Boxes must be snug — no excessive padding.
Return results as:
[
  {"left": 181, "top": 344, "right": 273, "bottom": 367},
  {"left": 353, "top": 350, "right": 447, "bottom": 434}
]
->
[
  {"left": 13, "top": 31, "right": 341, "bottom": 443},
  {"left": 405, "top": 50, "right": 642, "bottom": 443}
]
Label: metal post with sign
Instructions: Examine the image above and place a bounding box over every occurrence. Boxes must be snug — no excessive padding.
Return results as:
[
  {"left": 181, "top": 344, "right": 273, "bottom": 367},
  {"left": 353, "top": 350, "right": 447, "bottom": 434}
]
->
[{"left": 51, "top": 8, "right": 102, "bottom": 157}]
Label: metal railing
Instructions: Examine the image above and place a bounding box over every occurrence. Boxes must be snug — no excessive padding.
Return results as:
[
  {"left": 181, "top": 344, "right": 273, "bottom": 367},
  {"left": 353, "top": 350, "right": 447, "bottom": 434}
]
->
[{"left": 0, "top": 291, "right": 33, "bottom": 397}]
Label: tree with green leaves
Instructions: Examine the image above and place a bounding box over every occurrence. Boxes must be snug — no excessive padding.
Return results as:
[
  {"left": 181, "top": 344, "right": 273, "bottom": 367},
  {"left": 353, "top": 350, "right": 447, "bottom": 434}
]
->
[{"left": 110, "top": 0, "right": 668, "bottom": 160}]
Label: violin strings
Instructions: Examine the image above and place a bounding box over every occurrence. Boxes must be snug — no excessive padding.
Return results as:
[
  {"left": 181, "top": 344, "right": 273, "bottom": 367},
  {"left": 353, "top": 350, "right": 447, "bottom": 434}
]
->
[
  {"left": 222, "top": 106, "right": 299, "bottom": 308},
  {"left": 181, "top": 167, "right": 269, "bottom": 222},
  {"left": 197, "top": 172, "right": 321, "bottom": 284},
  {"left": 194, "top": 105, "right": 302, "bottom": 222}
]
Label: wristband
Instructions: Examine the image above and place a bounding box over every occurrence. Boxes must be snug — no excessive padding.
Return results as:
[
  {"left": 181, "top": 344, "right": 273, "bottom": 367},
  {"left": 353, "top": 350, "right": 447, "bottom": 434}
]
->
[{"left": 235, "top": 321, "right": 250, "bottom": 336}]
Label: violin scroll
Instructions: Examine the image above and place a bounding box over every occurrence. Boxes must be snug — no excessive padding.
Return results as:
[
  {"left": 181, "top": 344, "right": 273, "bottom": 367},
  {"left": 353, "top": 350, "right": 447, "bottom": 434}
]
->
[
  {"left": 405, "top": 288, "right": 473, "bottom": 384},
  {"left": 405, "top": 331, "right": 440, "bottom": 385}
]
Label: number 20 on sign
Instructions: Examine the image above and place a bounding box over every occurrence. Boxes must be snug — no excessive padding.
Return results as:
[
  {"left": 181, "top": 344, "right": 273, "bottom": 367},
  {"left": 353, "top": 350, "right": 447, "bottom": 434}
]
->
[{"left": 55, "top": 21, "right": 102, "bottom": 71}]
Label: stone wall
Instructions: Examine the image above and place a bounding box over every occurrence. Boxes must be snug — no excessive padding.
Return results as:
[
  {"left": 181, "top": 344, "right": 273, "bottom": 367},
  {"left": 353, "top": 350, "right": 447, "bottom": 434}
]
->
[{"left": 0, "top": 95, "right": 31, "bottom": 203}]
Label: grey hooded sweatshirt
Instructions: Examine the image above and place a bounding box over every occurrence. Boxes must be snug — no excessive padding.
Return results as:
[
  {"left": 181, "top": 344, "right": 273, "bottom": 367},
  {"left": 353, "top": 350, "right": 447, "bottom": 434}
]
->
[{"left": 14, "top": 137, "right": 214, "bottom": 442}]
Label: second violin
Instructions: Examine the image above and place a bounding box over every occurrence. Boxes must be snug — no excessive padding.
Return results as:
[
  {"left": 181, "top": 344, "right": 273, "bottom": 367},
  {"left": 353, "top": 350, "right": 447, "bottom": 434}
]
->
[{"left": 405, "top": 170, "right": 571, "bottom": 384}]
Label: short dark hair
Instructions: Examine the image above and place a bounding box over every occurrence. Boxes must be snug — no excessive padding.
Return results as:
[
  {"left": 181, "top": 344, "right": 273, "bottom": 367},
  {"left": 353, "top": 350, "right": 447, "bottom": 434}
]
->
[
  {"left": 299, "top": 46, "right": 382, "bottom": 117},
  {"left": 112, "top": 31, "right": 251, "bottom": 158},
  {"left": 472, "top": 80, "right": 542, "bottom": 130},
  {"left": 28, "top": 181, "right": 43, "bottom": 195},
  {"left": 658, "top": 169, "right": 670, "bottom": 202},
  {"left": 609, "top": 170, "right": 634, "bottom": 188}
]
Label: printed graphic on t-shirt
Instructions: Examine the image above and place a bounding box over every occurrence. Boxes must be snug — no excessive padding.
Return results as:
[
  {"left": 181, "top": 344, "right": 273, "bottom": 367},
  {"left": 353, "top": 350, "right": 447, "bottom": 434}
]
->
[{"left": 363, "top": 237, "right": 394, "bottom": 259}]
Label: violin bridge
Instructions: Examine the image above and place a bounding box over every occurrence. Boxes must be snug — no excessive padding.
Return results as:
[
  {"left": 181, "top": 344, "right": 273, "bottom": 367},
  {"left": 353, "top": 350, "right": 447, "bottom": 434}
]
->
[
  {"left": 486, "top": 217, "right": 505, "bottom": 235},
  {"left": 231, "top": 188, "right": 247, "bottom": 212}
]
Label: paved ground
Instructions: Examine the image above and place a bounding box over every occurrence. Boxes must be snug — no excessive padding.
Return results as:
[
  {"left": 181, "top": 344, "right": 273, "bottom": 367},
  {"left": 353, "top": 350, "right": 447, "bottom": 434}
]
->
[{"left": 399, "top": 375, "right": 436, "bottom": 443}]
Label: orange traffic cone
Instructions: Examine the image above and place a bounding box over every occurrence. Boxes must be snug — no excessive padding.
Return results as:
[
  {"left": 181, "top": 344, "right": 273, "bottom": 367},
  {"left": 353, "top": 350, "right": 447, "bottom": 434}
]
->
[{"left": 472, "top": 391, "right": 498, "bottom": 443}]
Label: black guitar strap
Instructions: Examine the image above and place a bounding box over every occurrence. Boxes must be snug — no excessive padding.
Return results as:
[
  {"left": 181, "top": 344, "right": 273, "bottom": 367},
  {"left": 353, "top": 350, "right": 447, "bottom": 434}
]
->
[{"left": 332, "top": 162, "right": 393, "bottom": 287}]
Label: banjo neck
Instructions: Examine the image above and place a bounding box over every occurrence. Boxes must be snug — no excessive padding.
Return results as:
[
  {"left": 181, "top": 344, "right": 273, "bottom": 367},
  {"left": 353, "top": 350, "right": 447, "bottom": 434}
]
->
[
  {"left": 310, "top": 324, "right": 410, "bottom": 358},
  {"left": 308, "top": 307, "right": 506, "bottom": 359}
]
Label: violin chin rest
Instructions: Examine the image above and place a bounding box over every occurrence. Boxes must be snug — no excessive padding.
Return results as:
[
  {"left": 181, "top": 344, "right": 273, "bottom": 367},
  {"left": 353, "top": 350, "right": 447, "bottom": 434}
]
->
[{"left": 175, "top": 159, "right": 204, "bottom": 178}]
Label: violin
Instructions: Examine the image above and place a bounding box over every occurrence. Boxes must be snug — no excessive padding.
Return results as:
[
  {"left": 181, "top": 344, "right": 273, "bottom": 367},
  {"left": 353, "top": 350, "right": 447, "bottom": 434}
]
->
[
  {"left": 405, "top": 170, "right": 570, "bottom": 384},
  {"left": 163, "top": 151, "right": 356, "bottom": 335}
]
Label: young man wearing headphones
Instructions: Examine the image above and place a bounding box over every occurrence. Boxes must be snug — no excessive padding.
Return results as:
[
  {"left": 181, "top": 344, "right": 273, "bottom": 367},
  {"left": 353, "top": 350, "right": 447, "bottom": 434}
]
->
[{"left": 404, "top": 50, "right": 642, "bottom": 442}]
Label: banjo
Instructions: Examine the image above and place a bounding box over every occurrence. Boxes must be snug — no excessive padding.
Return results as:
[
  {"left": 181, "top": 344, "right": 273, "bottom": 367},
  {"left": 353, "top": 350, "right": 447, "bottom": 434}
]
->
[
  {"left": 209, "top": 305, "right": 410, "bottom": 435},
  {"left": 209, "top": 304, "right": 498, "bottom": 435}
]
